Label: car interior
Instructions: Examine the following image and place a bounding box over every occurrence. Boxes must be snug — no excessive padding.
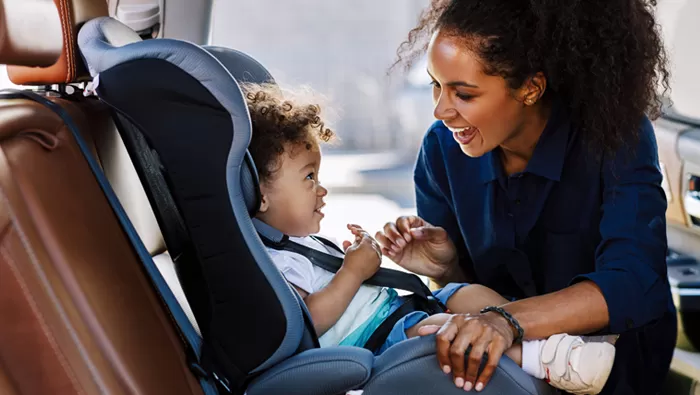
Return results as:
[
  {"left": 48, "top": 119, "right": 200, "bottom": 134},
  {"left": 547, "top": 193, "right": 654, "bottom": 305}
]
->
[{"left": 1, "top": 0, "right": 700, "bottom": 394}]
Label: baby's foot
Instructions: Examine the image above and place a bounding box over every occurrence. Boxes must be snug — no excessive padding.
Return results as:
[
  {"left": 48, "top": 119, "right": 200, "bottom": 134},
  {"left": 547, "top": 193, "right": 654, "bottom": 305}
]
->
[{"left": 540, "top": 334, "right": 616, "bottom": 394}]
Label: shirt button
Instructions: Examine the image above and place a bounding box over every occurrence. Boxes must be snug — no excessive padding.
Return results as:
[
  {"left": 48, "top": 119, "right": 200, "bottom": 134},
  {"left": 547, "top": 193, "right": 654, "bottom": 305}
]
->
[{"left": 507, "top": 212, "right": 514, "bottom": 217}]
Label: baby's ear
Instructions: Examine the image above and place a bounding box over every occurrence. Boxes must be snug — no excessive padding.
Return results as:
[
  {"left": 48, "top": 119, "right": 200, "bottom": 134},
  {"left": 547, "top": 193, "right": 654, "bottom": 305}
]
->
[{"left": 258, "top": 194, "right": 270, "bottom": 213}]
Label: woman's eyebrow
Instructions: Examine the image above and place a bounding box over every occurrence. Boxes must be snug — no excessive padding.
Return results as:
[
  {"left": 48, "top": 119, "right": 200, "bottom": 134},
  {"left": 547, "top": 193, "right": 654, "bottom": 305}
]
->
[{"left": 426, "top": 69, "right": 478, "bottom": 88}]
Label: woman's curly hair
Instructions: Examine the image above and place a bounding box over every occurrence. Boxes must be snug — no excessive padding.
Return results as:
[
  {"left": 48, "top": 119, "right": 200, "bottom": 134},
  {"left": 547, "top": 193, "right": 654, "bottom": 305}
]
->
[
  {"left": 396, "top": 0, "right": 670, "bottom": 155},
  {"left": 243, "top": 83, "right": 335, "bottom": 182}
]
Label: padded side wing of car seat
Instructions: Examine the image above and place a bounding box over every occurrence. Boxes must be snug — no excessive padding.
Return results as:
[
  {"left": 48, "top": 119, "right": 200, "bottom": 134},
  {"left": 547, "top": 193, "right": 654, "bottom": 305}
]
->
[
  {"left": 363, "top": 336, "right": 557, "bottom": 395},
  {"left": 246, "top": 346, "right": 374, "bottom": 395}
]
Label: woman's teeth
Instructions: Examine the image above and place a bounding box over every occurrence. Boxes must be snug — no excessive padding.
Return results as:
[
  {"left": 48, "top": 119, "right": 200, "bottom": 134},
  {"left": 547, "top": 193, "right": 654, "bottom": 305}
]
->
[{"left": 448, "top": 126, "right": 475, "bottom": 134}]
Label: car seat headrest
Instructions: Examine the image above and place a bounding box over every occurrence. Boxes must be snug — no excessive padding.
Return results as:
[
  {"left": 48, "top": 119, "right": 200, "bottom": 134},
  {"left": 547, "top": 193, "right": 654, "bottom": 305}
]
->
[
  {"left": 202, "top": 45, "right": 282, "bottom": 217},
  {"left": 0, "top": 0, "right": 63, "bottom": 68},
  {"left": 8, "top": 0, "right": 108, "bottom": 85},
  {"left": 204, "top": 46, "right": 278, "bottom": 86}
]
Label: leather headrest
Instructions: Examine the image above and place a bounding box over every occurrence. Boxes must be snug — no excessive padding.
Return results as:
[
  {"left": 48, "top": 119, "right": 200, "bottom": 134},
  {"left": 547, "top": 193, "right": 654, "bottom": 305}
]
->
[
  {"left": 0, "top": 0, "right": 63, "bottom": 67},
  {"left": 7, "top": 0, "right": 108, "bottom": 86}
]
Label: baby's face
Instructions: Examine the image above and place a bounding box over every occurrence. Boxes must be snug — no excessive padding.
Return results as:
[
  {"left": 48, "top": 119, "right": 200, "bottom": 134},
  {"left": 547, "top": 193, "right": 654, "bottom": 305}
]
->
[{"left": 258, "top": 143, "right": 327, "bottom": 237}]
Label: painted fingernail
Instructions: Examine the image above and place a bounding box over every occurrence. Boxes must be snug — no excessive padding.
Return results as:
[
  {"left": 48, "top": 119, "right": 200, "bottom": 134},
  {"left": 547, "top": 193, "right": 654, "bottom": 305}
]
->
[
  {"left": 463, "top": 382, "right": 472, "bottom": 391},
  {"left": 475, "top": 382, "right": 484, "bottom": 392},
  {"left": 455, "top": 378, "right": 464, "bottom": 388},
  {"left": 442, "top": 365, "right": 451, "bottom": 374}
]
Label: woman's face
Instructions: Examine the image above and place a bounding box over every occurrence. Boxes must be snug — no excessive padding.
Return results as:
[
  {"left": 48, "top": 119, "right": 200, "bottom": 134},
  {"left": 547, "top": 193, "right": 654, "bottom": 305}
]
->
[{"left": 427, "top": 30, "right": 533, "bottom": 158}]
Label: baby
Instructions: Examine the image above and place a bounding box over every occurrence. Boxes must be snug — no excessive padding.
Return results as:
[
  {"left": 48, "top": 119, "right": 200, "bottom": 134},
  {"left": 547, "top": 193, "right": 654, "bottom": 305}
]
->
[{"left": 243, "top": 83, "right": 616, "bottom": 394}]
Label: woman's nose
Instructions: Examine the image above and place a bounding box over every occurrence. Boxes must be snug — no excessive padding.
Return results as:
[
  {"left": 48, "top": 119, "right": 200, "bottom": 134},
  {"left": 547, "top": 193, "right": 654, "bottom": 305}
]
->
[{"left": 433, "top": 92, "right": 457, "bottom": 121}]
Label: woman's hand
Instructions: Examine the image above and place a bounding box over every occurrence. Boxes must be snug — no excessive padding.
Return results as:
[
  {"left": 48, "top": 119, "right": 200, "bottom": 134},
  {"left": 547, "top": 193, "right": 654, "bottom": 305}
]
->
[
  {"left": 375, "top": 215, "right": 458, "bottom": 281},
  {"left": 419, "top": 313, "right": 516, "bottom": 392}
]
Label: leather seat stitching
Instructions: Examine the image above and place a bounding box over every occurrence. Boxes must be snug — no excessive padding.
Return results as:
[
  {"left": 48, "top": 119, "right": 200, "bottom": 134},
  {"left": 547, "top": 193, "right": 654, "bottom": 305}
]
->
[{"left": 0, "top": 241, "right": 85, "bottom": 395}]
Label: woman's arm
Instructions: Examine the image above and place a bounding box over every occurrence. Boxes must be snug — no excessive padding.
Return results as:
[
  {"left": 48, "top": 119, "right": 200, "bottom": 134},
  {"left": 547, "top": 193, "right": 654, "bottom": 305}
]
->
[{"left": 500, "top": 280, "right": 609, "bottom": 339}]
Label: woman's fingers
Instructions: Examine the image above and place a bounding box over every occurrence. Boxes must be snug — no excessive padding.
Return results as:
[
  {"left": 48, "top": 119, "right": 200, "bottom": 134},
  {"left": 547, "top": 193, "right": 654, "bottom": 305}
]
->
[
  {"left": 342, "top": 240, "right": 352, "bottom": 251},
  {"left": 410, "top": 225, "right": 449, "bottom": 243},
  {"left": 417, "top": 324, "right": 441, "bottom": 336},
  {"left": 396, "top": 216, "right": 423, "bottom": 243},
  {"left": 382, "top": 222, "right": 406, "bottom": 250},
  {"left": 436, "top": 318, "right": 460, "bottom": 374},
  {"left": 475, "top": 338, "right": 508, "bottom": 392},
  {"left": 448, "top": 320, "right": 480, "bottom": 388},
  {"left": 464, "top": 331, "right": 491, "bottom": 391}
]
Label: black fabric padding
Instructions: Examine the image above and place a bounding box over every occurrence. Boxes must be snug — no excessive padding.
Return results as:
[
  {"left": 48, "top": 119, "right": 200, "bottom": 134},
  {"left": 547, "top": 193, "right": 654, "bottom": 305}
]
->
[{"left": 97, "top": 59, "right": 286, "bottom": 376}]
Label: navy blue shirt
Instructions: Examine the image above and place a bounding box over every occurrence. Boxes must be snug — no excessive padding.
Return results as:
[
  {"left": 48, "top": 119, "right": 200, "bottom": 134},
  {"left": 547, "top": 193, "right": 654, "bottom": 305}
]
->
[{"left": 414, "top": 102, "right": 676, "bottom": 394}]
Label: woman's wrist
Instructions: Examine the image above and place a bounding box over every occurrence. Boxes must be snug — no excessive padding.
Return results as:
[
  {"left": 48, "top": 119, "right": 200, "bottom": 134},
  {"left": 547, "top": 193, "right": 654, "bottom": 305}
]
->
[
  {"left": 432, "top": 255, "right": 464, "bottom": 287},
  {"left": 481, "top": 306, "right": 524, "bottom": 344}
]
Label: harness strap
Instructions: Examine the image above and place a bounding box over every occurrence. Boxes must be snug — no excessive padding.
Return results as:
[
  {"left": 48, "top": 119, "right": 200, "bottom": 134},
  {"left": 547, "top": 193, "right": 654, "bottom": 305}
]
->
[{"left": 259, "top": 232, "right": 446, "bottom": 352}]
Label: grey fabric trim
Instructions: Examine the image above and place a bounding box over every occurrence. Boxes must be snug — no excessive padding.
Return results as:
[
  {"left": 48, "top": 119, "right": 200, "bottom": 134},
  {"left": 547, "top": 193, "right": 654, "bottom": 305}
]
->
[
  {"left": 203, "top": 46, "right": 277, "bottom": 86},
  {"left": 252, "top": 218, "right": 286, "bottom": 244},
  {"left": 78, "top": 17, "right": 304, "bottom": 371},
  {"left": 247, "top": 347, "right": 373, "bottom": 395},
  {"left": 364, "top": 335, "right": 556, "bottom": 395}
]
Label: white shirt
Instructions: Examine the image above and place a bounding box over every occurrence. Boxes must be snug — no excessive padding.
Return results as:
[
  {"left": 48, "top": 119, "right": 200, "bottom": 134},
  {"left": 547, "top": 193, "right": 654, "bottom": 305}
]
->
[{"left": 267, "top": 236, "right": 397, "bottom": 347}]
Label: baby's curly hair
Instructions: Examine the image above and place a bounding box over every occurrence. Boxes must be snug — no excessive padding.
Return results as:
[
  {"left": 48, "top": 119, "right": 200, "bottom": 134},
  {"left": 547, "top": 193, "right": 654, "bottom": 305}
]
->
[
  {"left": 242, "top": 83, "right": 335, "bottom": 182},
  {"left": 395, "top": 0, "right": 670, "bottom": 157}
]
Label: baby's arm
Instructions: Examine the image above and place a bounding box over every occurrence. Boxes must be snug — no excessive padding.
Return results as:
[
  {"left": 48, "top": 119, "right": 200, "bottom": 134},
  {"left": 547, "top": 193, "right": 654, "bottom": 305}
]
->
[
  {"left": 298, "top": 268, "right": 365, "bottom": 336},
  {"left": 302, "top": 229, "right": 382, "bottom": 336}
]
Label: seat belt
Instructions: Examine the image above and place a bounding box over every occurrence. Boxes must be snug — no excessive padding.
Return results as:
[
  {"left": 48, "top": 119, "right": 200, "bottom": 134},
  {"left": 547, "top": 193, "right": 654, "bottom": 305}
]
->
[
  {"left": 0, "top": 89, "right": 225, "bottom": 395},
  {"left": 259, "top": 232, "right": 447, "bottom": 352},
  {"left": 264, "top": 234, "right": 444, "bottom": 305}
]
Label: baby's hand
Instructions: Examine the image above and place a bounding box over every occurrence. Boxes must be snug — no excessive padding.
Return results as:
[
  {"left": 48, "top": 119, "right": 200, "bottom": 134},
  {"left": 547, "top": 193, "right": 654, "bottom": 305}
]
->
[{"left": 342, "top": 224, "right": 382, "bottom": 281}]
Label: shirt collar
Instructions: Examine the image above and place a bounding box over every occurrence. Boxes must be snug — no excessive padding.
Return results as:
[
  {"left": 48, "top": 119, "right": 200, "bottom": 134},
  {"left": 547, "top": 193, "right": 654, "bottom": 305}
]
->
[{"left": 480, "top": 98, "right": 570, "bottom": 183}]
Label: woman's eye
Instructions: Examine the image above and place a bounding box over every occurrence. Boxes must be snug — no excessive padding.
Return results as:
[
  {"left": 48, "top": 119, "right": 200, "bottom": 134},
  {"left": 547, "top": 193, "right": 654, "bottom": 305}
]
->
[{"left": 456, "top": 93, "right": 474, "bottom": 101}]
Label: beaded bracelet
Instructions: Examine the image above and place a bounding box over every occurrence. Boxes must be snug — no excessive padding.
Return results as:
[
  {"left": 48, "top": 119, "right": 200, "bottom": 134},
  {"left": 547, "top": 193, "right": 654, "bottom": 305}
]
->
[{"left": 480, "top": 306, "right": 524, "bottom": 344}]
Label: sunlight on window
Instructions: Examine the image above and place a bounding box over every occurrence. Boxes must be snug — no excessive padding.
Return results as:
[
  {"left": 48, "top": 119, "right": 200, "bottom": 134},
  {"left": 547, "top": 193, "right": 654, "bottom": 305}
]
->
[{"left": 0, "top": 66, "right": 20, "bottom": 89}]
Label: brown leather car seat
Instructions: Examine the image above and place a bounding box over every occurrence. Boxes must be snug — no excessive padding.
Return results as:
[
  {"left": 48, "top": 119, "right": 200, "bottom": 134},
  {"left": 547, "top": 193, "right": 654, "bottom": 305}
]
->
[{"left": 0, "top": 0, "right": 203, "bottom": 393}]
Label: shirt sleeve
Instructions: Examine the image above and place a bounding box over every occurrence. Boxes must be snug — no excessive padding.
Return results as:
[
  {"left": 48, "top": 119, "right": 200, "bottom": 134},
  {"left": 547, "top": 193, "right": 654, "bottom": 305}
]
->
[
  {"left": 572, "top": 117, "right": 671, "bottom": 334},
  {"left": 414, "top": 126, "right": 473, "bottom": 277},
  {"left": 267, "top": 249, "right": 316, "bottom": 295}
]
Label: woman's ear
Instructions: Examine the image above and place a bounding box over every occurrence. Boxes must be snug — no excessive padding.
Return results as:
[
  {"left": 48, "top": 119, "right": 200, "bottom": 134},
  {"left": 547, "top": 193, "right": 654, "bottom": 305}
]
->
[{"left": 520, "top": 72, "right": 547, "bottom": 105}]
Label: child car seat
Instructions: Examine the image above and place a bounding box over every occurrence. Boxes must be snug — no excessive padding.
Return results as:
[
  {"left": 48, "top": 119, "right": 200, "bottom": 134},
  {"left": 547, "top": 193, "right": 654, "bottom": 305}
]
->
[{"left": 77, "top": 16, "right": 557, "bottom": 395}]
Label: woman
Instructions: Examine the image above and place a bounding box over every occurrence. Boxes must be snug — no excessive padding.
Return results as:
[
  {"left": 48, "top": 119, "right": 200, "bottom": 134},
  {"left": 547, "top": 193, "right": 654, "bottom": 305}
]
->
[{"left": 377, "top": 0, "right": 676, "bottom": 393}]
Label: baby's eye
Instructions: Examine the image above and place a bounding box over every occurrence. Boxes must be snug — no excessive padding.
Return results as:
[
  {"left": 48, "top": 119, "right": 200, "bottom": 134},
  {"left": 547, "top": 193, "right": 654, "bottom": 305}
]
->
[{"left": 306, "top": 172, "right": 315, "bottom": 180}]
